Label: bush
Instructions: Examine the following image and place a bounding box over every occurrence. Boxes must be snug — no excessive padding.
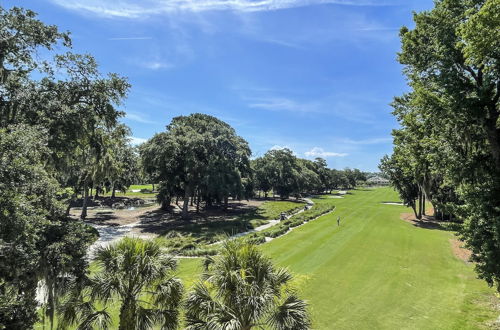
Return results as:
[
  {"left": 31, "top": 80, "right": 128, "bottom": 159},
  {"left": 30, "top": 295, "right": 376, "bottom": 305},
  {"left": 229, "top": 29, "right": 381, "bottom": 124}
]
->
[
  {"left": 183, "top": 246, "right": 220, "bottom": 257},
  {"left": 260, "top": 204, "right": 334, "bottom": 238}
]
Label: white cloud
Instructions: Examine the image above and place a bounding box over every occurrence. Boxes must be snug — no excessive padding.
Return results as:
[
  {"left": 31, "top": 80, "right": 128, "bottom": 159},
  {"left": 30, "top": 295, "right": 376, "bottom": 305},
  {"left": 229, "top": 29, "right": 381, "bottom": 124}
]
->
[
  {"left": 305, "top": 147, "right": 347, "bottom": 158},
  {"left": 125, "top": 112, "right": 156, "bottom": 124},
  {"left": 247, "top": 97, "right": 319, "bottom": 113},
  {"left": 129, "top": 136, "right": 148, "bottom": 145},
  {"left": 48, "top": 0, "right": 395, "bottom": 18},
  {"left": 140, "top": 61, "right": 174, "bottom": 70}
]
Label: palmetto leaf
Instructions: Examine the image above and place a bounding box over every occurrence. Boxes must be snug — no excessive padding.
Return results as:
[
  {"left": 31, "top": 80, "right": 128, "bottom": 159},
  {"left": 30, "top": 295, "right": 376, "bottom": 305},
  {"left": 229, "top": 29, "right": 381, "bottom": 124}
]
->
[
  {"left": 76, "top": 309, "right": 112, "bottom": 330},
  {"left": 57, "top": 237, "right": 183, "bottom": 329},
  {"left": 267, "top": 294, "right": 310, "bottom": 330}
]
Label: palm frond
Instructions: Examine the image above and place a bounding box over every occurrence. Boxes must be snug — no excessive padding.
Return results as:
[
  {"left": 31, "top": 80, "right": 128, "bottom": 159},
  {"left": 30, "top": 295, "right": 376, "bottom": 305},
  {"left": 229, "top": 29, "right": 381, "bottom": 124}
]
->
[
  {"left": 267, "top": 294, "right": 310, "bottom": 330},
  {"left": 76, "top": 309, "right": 112, "bottom": 330}
]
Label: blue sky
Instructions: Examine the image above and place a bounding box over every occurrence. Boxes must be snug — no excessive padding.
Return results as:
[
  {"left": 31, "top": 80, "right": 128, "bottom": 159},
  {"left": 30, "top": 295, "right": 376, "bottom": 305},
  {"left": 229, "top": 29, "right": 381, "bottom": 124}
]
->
[{"left": 13, "top": 0, "right": 434, "bottom": 171}]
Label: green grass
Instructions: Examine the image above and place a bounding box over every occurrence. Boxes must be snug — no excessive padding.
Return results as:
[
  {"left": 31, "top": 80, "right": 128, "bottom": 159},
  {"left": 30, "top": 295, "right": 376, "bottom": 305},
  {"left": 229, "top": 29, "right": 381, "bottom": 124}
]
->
[
  {"left": 178, "top": 187, "right": 499, "bottom": 329},
  {"left": 37, "top": 188, "right": 499, "bottom": 329},
  {"left": 100, "top": 184, "right": 157, "bottom": 198}
]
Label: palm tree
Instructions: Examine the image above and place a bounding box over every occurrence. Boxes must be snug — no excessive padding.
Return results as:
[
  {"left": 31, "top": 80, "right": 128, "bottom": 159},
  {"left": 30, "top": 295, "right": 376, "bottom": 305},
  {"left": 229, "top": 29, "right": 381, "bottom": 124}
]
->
[
  {"left": 185, "top": 240, "right": 310, "bottom": 330},
  {"left": 58, "top": 237, "right": 183, "bottom": 330}
]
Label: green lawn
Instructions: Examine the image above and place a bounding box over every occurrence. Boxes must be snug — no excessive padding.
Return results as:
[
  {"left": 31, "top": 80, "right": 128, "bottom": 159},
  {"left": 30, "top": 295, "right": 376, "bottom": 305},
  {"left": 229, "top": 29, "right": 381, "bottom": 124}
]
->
[
  {"left": 181, "top": 187, "right": 498, "bottom": 329},
  {"left": 38, "top": 188, "right": 499, "bottom": 329}
]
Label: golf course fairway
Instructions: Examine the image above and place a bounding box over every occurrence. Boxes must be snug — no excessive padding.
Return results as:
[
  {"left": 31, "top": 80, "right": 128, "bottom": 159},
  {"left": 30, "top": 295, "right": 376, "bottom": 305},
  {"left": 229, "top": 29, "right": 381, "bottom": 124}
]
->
[{"left": 180, "top": 187, "right": 499, "bottom": 329}]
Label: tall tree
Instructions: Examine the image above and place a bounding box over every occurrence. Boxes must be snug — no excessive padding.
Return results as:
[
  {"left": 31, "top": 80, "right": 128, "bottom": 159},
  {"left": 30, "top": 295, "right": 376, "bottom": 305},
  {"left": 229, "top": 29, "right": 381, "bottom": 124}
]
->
[
  {"left": 390, "top": 0, "right": 500, "bottom": 290},
  {"left": 262, "top": 148, "right": 301, "bottom": 199},
  {"left": 0, "top": 126, "right": 96, "bottom": 329},
  {"left": 141, "top": 114, "right": 251, "bottom": 219}
]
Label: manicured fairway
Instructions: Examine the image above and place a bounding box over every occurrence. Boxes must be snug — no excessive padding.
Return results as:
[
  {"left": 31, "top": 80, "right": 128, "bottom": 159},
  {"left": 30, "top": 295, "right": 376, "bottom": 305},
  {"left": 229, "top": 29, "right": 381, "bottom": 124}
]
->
[{"left": 182, "top": 187, "right": 498, "bottom": 329}]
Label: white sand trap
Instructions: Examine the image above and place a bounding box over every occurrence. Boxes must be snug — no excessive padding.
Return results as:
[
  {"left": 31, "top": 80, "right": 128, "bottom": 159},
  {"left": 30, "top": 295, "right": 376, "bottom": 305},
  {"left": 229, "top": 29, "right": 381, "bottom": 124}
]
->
[
  {"left": 329, "top": 196, "right": 344, "bottom": 198},
  {"left": 130, "top": 189, "right": 141, "bottom": 192},
  {"left": 338, "top": 190, "right": 347, "bottom": 195},
  {"left": 382, "top": 202, "right": 404, "bottom": 206}
]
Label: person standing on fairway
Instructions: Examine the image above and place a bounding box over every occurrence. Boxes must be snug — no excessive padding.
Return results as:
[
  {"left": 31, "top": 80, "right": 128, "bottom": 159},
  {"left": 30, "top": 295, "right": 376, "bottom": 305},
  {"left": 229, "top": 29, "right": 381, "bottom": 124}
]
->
[{"left": 337, "top": 216, "right": 340, "bottom": 226}]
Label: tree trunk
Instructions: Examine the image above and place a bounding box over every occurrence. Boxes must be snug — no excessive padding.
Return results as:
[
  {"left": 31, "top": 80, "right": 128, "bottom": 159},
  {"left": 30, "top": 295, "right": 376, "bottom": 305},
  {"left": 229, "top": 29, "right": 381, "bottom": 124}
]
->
[
  {"left": 161, "top": 196, "right": 171, "bottom": 211},
  {"left": 94, "top": 185, "right": 99, "bottom": 199},
  {"left": 119, "top": 297, "right": 136, "bottom": 330},
  {"left": 66, "top": 190, "right": 76, "bottom": 216},
  {"left": 422, "top": 194, "right": 426, "bottom": 216},
  {"left": 80, "top": 178, "right": 89, "bottom": 219},
  {"left": 196, "top": 193, "right": 200, "bottom": 213},
  {"left": 223, "top": 196, "right": 229, "bottom": 211},
  {"left": 182, "top": 187, "right": 190, "bottom": 219},
  {"left": 411, "top": 202, "right": 418, "bottom": 220},
  {"left": 152, "top": 183, "right": 155, "bottom": 191},
  {"left": 417, "top": 190, "right": 422, "bottom": 220},
  {"left": 111, "top": 184, "right": 116, "bottom": 198}
]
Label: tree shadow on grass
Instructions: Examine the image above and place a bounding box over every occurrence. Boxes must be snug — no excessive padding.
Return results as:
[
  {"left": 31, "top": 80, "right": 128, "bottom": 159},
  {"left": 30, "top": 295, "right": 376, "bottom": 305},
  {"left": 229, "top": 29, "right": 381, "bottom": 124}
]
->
[
  {"left": 135, "top": 203, "right": 268, "bottom": 244},
  {"left": 400, "top": 213, "right": 460, "bottom": 231},
  {"left": 82, "top": 211, "right": 119, "bottom": 223}
]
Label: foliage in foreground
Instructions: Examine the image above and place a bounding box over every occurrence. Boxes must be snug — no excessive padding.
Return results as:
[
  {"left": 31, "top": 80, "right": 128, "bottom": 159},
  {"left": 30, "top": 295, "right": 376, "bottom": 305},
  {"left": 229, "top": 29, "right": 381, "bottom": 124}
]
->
[
  {"left": 58, "top": 238, "right": 183, "bottom": 330},
  {"left": 185, "top": 240, "right": 310, "bottom": 330},
  {"left": 0, "top": 126, "right": 97, "bottom": 329}
]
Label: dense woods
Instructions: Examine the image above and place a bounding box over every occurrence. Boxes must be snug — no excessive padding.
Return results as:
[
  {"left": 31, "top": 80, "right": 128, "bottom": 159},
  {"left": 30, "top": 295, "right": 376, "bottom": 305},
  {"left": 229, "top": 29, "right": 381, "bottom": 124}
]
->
[{"left": 381, "top": 0, "right": 500, "bottom": 291}]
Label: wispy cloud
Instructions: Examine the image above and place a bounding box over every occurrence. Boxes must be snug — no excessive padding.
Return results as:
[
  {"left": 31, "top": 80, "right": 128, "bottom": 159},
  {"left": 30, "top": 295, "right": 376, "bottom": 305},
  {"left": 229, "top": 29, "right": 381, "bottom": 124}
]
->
[
  {"left": 108, "top": 36, "right": 153, "bottom": 40},
  {"left": 129, "top": 136, "right": 148, "bottom": 145},
  {"left": 49, "top": 0, "right": 397, "bottom": 18},
  {"left": 305, "top": 147, "right": 347, "bottom": 158},
  {"left": 139, "top": 60, "right": 174, "bottom": 70},
  {"left": 247, "top": 97, "right": 319, "bottom": 113},
  {"left": 125, "top": 112, "right": 157, "bottom": 124}
]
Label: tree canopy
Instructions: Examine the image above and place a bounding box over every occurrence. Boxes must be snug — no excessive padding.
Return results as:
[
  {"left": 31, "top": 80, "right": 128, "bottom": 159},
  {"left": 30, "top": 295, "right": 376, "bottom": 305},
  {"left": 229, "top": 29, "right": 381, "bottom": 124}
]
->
[
  {"left": 141, "top": 113, "right": 252, "bottom": 218},
  {"left": 383, "top": 0, "right": 500, "bottom": 291}
]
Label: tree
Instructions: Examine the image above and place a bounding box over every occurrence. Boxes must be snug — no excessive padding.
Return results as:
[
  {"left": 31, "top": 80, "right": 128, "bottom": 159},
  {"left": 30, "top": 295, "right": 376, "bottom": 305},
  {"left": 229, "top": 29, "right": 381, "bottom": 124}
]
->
[
  {"left": 260, "top": 148, "right": 301, "bottom": 199},
  {"left": 379, "top": 154, "right": 420, "bottom": 219},
  {"left": 0, "top": 125, "right": 96, "bottom": 329},
  {"left": 0, "top": 6, "right": 130, "bottom": 219},
  {"left": 185, "top": 240, "right": 310, "bottom": 330},
  {"left": 1, "top": 6, "right": 132, "bottom": 326},
  {"left": 141, "top": 114, "right": 251, "bottom": 218},
  {"left": 390, "top": 0, "right": 500, "bottom": 290},
  {"left": 313, "top": 157, "right": 329, "bottom": 192},
  {"left": 58, "top": 238, "right": 183, "bottom": 330},
  {"left": 297, "top": 158, "right": 321, "bottom": 195}
]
